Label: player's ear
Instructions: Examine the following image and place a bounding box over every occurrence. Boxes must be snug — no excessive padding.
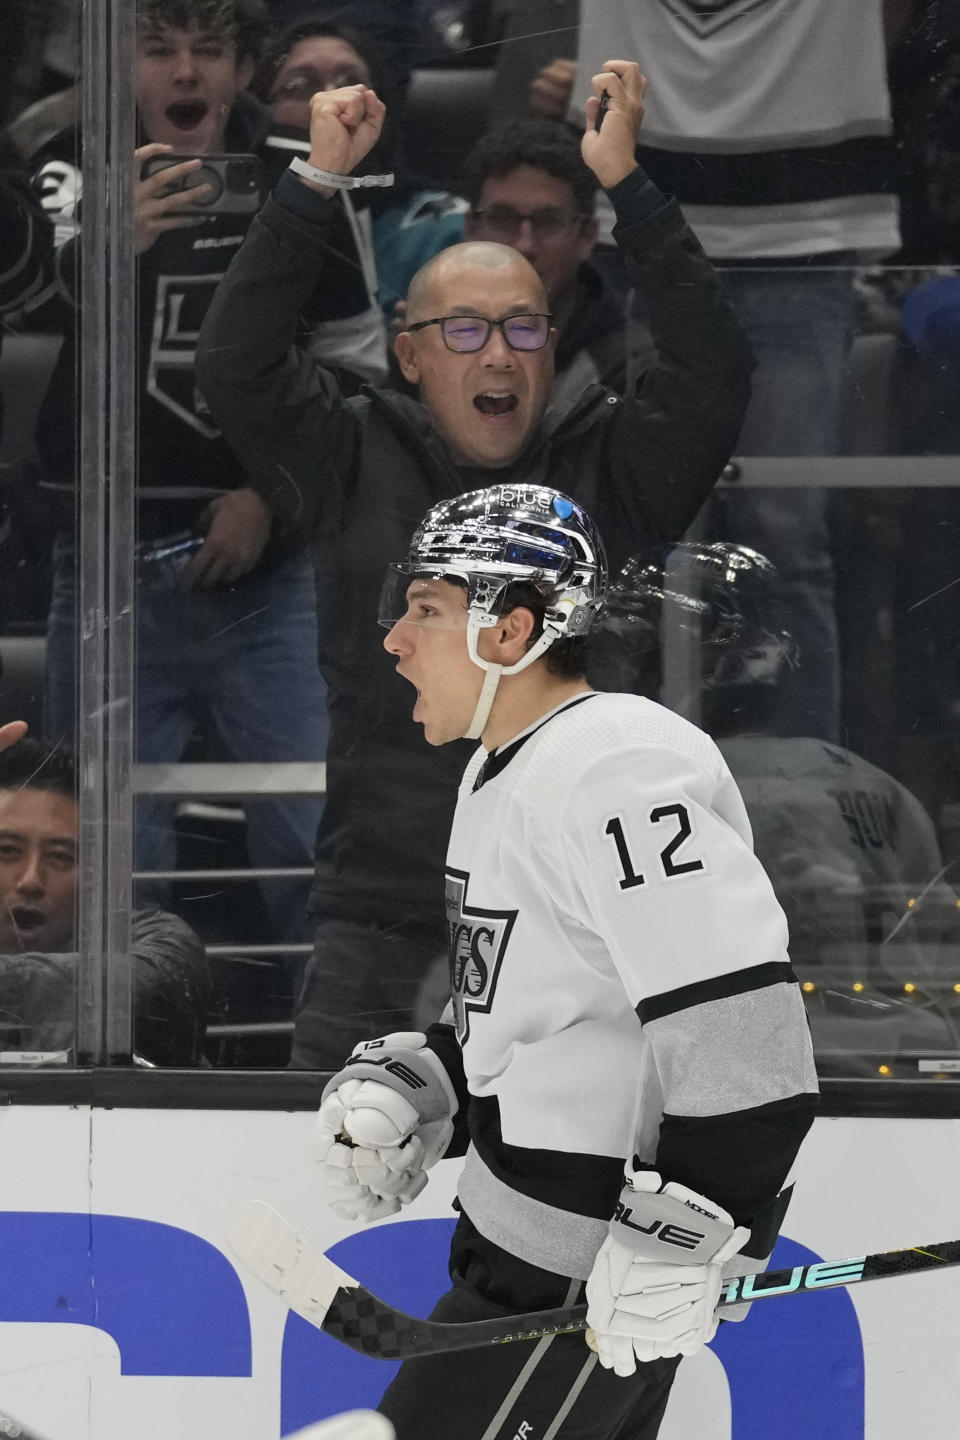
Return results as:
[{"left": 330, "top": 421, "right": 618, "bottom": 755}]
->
[
  {"left": 394, "top": 330, "right": 421, "bottom": 384},
  {"left": 498, "top": 605, "right": 537, "bottom": 662}
]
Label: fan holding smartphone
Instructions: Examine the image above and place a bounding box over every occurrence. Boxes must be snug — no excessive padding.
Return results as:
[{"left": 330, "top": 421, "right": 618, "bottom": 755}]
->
[
  {"left": 30, "top": 0, "right": 387, "bottom": 952},
  {"left": 141, "top": 151, "right": 266, "bottom": 217}
]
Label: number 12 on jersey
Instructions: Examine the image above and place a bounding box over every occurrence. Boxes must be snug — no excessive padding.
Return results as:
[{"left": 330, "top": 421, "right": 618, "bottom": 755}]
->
[{"left": 605, "top": 805, "right": 705, "bottom": 892}]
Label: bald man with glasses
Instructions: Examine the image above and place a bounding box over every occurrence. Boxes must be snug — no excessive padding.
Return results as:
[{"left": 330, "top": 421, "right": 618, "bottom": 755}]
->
[{"left": 197, "top": 60, "right": 755, "bottom": 1069}]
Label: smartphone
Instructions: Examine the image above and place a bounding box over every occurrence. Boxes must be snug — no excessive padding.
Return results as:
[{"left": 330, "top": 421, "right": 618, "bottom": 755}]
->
[
  {"left": 143, "top": 153, "right": 267, "bottom": 215},
  {"left": 135, "top": 530, "right": 204, "bottom": 593},
  {"left": 595, "top": 91, "right": 610, "bottom": 132}
]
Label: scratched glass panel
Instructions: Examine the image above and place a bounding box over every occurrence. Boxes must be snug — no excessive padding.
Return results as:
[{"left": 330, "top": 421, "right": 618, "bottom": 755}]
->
[
  {"left": 0, "top": 0, "right": 83, "bottom": 1068},
  {"left": 591, "top": 293, "right": 960, "bottom": 1082},
  {"left": 87, "top": 0, "right": 958, "bottom": 1078}
]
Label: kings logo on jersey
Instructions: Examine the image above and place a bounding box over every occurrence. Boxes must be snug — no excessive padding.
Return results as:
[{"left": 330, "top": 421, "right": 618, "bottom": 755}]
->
[
  {"left": 148, "top": 274, "right": 229, "bottom": 438},
  {"left": 444, "top": 869, "right": 516, "bottom": 1044},
  {"left": 658, "top": 0, "right": 777, "bottom": 39}
]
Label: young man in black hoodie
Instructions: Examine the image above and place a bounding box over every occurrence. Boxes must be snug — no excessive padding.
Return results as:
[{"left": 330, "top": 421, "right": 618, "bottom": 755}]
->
[
  {"left": 463, "top": 118, "right": 641, "bottom": 407},
  {"left": 32, "top": 0, "right": 385, "bottom": 947}
]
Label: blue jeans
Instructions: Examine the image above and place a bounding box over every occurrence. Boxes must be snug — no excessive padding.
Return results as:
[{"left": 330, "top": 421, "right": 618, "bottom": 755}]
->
[
  {"left": 715, "top": 265, "right": 856, "bottom": 741},
  {"left": 46, "top": 544, "right": 327, "bottom": 942}
]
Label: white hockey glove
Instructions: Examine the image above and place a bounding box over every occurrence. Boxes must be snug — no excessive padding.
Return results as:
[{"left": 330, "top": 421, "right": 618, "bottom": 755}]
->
[
  {"left": 585, "top": 1164, "right": 750, "bottom": 1376},
  {"left": 313, "top": 1032, "right": 457, "bottom": 1223},
  {"left": 286, "top": 1411, "right": 395, "bottom": 1440}
]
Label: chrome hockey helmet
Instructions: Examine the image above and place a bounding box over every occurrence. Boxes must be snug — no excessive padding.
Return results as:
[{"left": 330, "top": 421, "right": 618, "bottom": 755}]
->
[
  {"left": 380, "top": 484, "right": 607, "bottom": 738},
  {"left": 604, "top": 541, "right": 797, "bottom": 689}
]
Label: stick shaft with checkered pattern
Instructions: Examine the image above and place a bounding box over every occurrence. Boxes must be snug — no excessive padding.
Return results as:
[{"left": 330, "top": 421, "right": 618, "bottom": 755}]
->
[{"left": 227, "top": 1201, "right": 960, "bottom": 1361}]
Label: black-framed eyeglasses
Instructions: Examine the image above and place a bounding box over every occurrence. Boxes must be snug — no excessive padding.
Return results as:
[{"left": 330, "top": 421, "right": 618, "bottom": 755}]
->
[
  {"left": 270, "top": 69, "right": 368, "bottom": 102},
  {"left": 406, "top": 313, "right": 553, "bottom": 353},
  {"left": 472, "top": 205, "right": 587, "bottom": 242}
]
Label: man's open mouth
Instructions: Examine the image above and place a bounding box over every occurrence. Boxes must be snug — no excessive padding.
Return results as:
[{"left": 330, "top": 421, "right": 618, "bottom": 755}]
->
[
  {"left": 10, "top": 906, "right": 46, "bottom": 937},
  {"left": 165, "top": 101, "right": 209, "bottom": 131},
  {"left": 474, "top": 393, "right": 518, "bottom": 417}
]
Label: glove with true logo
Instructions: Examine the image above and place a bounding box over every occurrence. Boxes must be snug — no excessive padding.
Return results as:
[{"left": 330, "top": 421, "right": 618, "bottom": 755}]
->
[
  {"left": 585, "top": 1163, "right": 750, "bottom": 1375},
  {"left": 313, "top": 1032, "right": 457, "bottom": 1222}
]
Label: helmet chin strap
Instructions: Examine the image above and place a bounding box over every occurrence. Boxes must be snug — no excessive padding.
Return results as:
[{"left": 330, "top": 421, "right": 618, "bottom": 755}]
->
[
  {"left": 462, "top": 613, "right": 559, "bottom": 742},
  {"left": 463, "top": 664, "right": 502, "bottom": 741}
]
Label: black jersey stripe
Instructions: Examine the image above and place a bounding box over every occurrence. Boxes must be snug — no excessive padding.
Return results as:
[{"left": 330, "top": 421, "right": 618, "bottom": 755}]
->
[
  {"left": 468, "top": 1093, "right": 625, "bottom": 1221},
  {"left": 637, "top": 135, "right": 894, "bottom": 210},
  {"left": 424, "top": 1020, "right": 472, "bottom": 1159},
  {"left": 659, "top": 0, "right": 776, "bottom": 39},
  {"left": 637, "top": 960, "right": 797, "bottom": 1025},
  {"left": 472, "top": 693, "right": 598, "bottom": 791},
  {"left": 657, "top": 1092, "right": 818, "bottom": 1256}
]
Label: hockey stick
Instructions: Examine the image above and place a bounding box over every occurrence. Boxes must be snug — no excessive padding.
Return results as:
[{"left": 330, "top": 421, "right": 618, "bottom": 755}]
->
[{"left": 227, "top": 1200, "right": 960, "bottom": 1362}]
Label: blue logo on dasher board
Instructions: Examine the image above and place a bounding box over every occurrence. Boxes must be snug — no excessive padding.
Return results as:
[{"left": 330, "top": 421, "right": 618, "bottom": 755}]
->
[{"left": 0, "top": 1213, "right": 863, "bottom": 1436}]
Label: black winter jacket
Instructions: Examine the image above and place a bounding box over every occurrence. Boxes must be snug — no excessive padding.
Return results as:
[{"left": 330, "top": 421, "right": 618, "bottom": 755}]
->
[
  {"left": 0, "top": 908, "right": 210, "bottom": 1065},
  {"left": 196, "top": 166, "right": 754, "bottom": 923}
]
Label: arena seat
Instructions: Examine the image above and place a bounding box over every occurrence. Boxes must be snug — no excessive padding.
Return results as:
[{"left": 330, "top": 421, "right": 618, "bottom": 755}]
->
[
  {"left": 400, "top": 66, "right": 495, "bottom": 195},
  {"left": 839, "top": 329, "right": 901, "bottom": 456},
  {"left": 0, "top": 327, "right": 63, "bottom": 465},
  {"left": 0, "top": 632, "right": 46, "bottom": 731}
]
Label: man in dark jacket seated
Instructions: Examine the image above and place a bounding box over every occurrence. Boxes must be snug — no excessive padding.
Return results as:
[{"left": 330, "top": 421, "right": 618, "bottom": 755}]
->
[
  {"left": 0, "top": 736, "right": 209, "bottom": 1066},
  {"left": 196, "top": 60, "right": 755, "bottom": 1068}
]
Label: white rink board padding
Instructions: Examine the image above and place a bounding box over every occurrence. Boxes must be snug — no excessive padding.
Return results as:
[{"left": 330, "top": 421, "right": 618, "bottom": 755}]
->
[
  {"left": 286, "top": 1414, "right": 394, "bottom": 1440},
  {"left": 0, "top": 1109, "right": 958, "bottom": 1440}
]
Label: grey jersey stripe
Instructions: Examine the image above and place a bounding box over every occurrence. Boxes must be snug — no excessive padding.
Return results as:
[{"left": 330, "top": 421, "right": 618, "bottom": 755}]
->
[
  {"left": 640, "top": 117, "right": 892, "bottom": 154},
  {"left": 460, "top": 1146, "right": 607, "bottom": 1280},
  {"left": 647, "top": 982, "right": 820, "bottom": 1118}
]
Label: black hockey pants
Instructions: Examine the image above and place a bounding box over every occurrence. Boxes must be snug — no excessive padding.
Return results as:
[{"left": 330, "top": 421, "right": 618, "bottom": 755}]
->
[{"left": 378, "top": 1211, "right": 680, "bottom": 1440}]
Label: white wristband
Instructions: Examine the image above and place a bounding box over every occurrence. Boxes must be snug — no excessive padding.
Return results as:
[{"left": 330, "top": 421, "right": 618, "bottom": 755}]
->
[{"left": 289, "top": 156, "right": 394, "bottom": 190}]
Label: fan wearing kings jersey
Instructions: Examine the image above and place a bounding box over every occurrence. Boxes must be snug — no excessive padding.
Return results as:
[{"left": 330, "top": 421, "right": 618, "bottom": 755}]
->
[
  {"left": 30, "top": 0, "right": 385, "bottom": 940},
  {"left": 313, "top": 485, "right": 819, "bottom": 1440}
]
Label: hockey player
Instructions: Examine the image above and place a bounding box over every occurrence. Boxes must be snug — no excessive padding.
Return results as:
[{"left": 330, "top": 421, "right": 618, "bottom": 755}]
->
[{"left": 312, "top": 486, "right": 819, "bottom": 1440}]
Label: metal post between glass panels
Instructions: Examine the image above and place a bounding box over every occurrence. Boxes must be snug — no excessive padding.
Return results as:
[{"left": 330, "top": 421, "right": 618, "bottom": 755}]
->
[{"left": 75, "top": 0, "right": 137, "bottom": 1065}]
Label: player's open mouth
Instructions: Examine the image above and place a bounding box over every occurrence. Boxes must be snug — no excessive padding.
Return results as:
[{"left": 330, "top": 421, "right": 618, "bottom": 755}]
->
[
  {"left": 474, "top": 392, "right": 518, "bottom": 417},
  {"left": 166, "top": 101, "right": 209, "bottom": 131}
]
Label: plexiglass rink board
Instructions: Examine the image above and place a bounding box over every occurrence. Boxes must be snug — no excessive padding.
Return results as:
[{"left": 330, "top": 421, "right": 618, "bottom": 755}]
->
[{"left": 2, "top": 0, "right": 959, "bottom": 1076}]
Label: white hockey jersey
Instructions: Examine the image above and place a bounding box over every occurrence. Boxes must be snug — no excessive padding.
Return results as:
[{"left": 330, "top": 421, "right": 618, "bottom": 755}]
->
[
  {"left": 571, "top": 0, "right": 899, "bottom": 259},
  {"left": 431, "top": 692, "right": 818, "bottom": 1280}
]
